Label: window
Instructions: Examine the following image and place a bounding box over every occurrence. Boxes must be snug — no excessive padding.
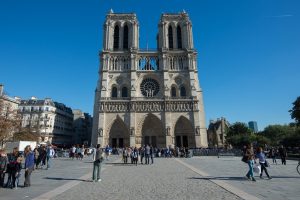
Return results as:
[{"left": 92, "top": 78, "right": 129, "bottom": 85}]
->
[
  {"left": 112, "top": 87, "right": 118, "bottom": 98},
  {"left": 123, "top": 24, "right": 129, "bottom": 50},
  {"left": 171, "top": 87, "right": 176, "bottom": 97},
  {"left": 180, "top": 86, "right": 186, "bottom": 97},
  {"left": 113, "top": 25, "right": 119, "bottom": 50},
  {"left": 140, "top": 78, "right": 160, "bottom": 97},
  {"left": 168, "top": 25, "right": 173, "bottom": 49},
  {"left": 177, "top": 26, "right": 182, "bottom": 49},
  {"left": 122, "top": 87, "right": 128, "bottom": 97}
]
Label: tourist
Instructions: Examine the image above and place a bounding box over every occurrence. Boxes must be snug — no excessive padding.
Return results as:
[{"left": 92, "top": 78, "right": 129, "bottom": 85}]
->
[
  {"left": 105, "top": 145, "right": 110, "bottom": 161},
  {"left": 140, "top": 145, "right": 145, "bottom": 164},
  {"left": 245, "top": 144, "right": 256, "bottom": 181},
  {"left": 150, "top": 145, "right": 154, "bottom": 164},
  {"left": 0, "top": 149, "right": 8, "bottom": 188},
  {"left": 270, "top": 147, "right": 277, "bottom": 165},
  {"left": 93, "top": 144, "right": 103, "bottom": 182},
  {"left": 278, "top": 145, "right": 287, "bottom": 165},
  {"left": 132, "top": 147, "right": 138, "bottom": 166},
  {"left": 33, "top": 147, "right": 39, "bottom": 169},
  {"left": 24, "top": 145, "right": 34, "bottom": 187},
  {"left": 256, "top": 147, "right": 272, "bottom": 179},
  {"left": 46, "top": 145, "right": 55, "bottom": 169},
  {"left": 145, "top": 145, "right": 150, "bottom": 164},
  {"left": 122, "top": 147, "right": 128, "bottom": 164},
  {"left": 6, "top": 147, "right": 19, "bottom": 188},
  {"left": 14, "top": 156, "right": 22, "bottom": 189}
]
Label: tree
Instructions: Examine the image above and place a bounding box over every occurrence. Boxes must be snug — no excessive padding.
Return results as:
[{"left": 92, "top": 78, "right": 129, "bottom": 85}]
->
[
  {"left": 0, "top": 99, "right": 21, "bottom": 147},
  {"left": 289, "top": 96, "right": 300, "bottom": 126},
  {"left": 261, "top": 125, "right": 295, "bottom": 146},
  {"left": 226, "top": 122, "right": 253, "bottom": 147}
]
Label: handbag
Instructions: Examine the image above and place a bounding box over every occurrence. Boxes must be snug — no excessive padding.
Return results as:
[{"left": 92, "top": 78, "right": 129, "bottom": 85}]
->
[
  {"left": 264, "top": 160, "right": 270, "bottom": 167},
  {"left": 241, "top": 156, "right": 248, "bottom": 163}
]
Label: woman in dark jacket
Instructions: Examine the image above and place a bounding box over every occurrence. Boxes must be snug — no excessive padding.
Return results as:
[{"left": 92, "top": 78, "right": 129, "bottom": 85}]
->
[{"left": 6, "top": 147, "right": 19, "bottom": 188}]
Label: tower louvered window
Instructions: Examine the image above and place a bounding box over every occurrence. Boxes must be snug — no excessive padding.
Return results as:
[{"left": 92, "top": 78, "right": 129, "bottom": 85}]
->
[
  {"left": 123, "top": 25, "right": 129, "bottom": 50},
  {"left": 168, "top": 26, "right": 173, "bottom": 49},
  {"left": 113, "top": 25, "right": 119, "bottom": 50}
]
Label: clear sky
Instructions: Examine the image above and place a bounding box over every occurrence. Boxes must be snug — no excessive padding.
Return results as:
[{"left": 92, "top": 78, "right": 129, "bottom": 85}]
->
[{"left": 0, "top": 0, "right": 299, "bottom": 130}]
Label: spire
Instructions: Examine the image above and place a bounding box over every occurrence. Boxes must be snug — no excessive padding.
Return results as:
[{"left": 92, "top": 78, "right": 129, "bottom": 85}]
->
[{"left": 109, "top": 8, "right": 114, "bottom": 14}]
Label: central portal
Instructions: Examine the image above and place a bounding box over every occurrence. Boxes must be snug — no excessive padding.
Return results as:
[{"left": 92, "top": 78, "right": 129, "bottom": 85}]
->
[{"left": 141, "top": 114, "right": 165, "bottom": 148}]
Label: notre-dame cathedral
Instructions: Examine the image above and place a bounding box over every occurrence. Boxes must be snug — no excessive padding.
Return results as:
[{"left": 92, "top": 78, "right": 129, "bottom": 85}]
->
[{"left": 92, "top": 10, "right": 208, "bottom": 148}]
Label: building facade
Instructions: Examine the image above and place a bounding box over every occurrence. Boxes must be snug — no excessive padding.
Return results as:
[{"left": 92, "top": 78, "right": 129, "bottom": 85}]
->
[
  {"left": 92, "top": 11, "right": 207, "bottom": 148},
  {"left": 73, "top": 109, "right": 92, "bottom": 145},
  {"left": 248, "top": 121, "right": 258, "bottom": 133},
  {"left": 18, "top": 97, "right": 74, "bottom": 144},
  {"left": 207, "top": 117, "right": 230, "bottom": 148}
]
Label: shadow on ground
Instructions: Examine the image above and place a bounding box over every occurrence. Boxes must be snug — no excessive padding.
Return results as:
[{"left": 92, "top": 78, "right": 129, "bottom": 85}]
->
[
  {"left": 189, "top": 175, "right": 300, "bottom": 181},
  {"left": 44, "top": 177, "right": 91, "bottom": 182}
]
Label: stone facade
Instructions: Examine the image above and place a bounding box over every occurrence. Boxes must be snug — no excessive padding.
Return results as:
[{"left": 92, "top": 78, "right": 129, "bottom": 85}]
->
[
  {"left": 18, "top": 97, "right": 74, "bottom": 144},
  {"left": 73, "top": 109, "right": 93, "bottom": 145},
  {"left": 92, "top": 11, "right": 207, "bottom": 148},
  {"left": 207, "top": 118, "right": 230, "bottom": 148}
]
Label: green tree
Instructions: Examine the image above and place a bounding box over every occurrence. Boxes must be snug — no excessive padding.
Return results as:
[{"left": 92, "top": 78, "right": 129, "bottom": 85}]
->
[
  {"left": 289, "top": 96, "right": 300, "bottom": 126},
  {"left": 226, "top": 122, "right": 253, "bottom": 147},
  {"left": 261, "top": 125, "right": 294, "bottom": 146}
]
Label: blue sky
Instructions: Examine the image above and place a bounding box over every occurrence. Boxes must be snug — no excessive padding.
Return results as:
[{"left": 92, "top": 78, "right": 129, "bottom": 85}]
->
[{"left": 0, "top": 0, "right": 299, "bottom": 130}]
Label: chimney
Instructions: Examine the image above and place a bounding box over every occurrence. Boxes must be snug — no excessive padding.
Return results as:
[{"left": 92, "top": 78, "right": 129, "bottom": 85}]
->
[{"left": 0, "top": 84, "right": 3, "bottom": 96}]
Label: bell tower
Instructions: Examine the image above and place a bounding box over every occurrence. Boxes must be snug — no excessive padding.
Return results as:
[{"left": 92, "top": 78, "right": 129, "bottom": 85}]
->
[
  {"left": 103, "top": 9, "right": 139, "bottom": 51},
  {"left": 158, "top": 11, "right": 194, "bottom": 50}
]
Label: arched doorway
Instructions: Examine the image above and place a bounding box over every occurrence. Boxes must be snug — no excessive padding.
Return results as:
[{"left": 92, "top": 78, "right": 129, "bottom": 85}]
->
[
  {"left": 174, "top": 116, "right": 195, "bottom": 148},
  {"left": 109, "top": 117, "right": 130, "bottom": 148},
  {"left": 141, "top": 114, "right": 165, "bottom": 148}
]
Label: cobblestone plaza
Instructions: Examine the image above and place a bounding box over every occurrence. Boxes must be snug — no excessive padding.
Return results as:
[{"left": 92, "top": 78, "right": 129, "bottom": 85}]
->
[{"left": 1, "top": 156, "right": 299, "bottom": 200}]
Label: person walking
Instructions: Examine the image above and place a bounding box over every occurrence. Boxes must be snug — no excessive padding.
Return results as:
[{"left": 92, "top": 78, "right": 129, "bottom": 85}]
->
[
  {"left": 6, "top": 147, "right": 19, "bottom": 188},
  {"left": 145, "top": 145, "right": 150, "bottom": 164},
  {"left": 256, "top": 147, "right": 272, "bottom": 179},
  {"left": 93, "top": 144, "right": 103, "bottom": 182},
  {"left": 140, "top": 145, "right": 145, "bottom": 164},
  {"left": 278, "top": 145, "right": 287, "bottom": 165},
  {"left": 0, "top": 149, "right": 8, "bottom": 188},
  {"left": 105, "top": 145, "right": 110, "bottom": 161},
  {"left": 150, "top": 145, "right": 154, "bottom": 164},
  {"left": 46, "top": 145, "right": 55, "bottom": 169},
  {"left": 122, "top": 147, "right": 128, "bottom": 164},
  {"left": 24, "top": 145, "right": 34, "bottom": 187},
  {"left": 270, "top": 147, "right": 277, "bottom": 165},
  {"left": 132, "top": 147, "right": 138, "bottom": 166},
  {"left": 245, "top": 144, "right": 256, "bottom": 182}
]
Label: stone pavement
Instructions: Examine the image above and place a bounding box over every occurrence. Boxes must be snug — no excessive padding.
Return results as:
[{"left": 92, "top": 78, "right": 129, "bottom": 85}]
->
[
  {"left": 0, "top": 155, "right": 299, "bottom": 200},
  {"left": 182, "top": 157, "right": 300, "bottom": 200}
]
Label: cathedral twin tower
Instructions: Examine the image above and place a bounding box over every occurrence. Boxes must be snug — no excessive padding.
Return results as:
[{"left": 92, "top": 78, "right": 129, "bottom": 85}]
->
[{"left": 92, "top": 11, "right": 208, "bottom": 148}]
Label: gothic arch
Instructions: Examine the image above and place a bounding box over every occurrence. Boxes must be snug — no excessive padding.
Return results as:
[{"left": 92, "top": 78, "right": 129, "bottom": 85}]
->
[
  {"left": 123, "top": 23, "right": 129, "bottom": 50},
  {"left": 168, "top": 25, "right": 174, "bottom": 49},
  {"left": 106, "top": 115, "right": 130, "bottom": 148},
  {"left": 177, "top": 25, "right": 182, "bottom": 49},
  {"left": 113, "top": 24, "right": 120, "bottom": 50},
  {"left": 174, "top": 116, "right": 195, "bottom": 148},
  {"left": 139, "top": 113, "right": 165, "bottom": 148}
]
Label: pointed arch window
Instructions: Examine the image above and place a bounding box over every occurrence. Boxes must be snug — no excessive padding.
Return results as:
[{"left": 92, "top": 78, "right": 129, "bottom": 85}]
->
[
  {"left": 113, "top": 25, "right": 119, "bottom": 50},
  {"left": 180, "top": 86, "right": 186, "bottom": 97},
  {"left": 177, "top": 26, "right": 182, "bottom": 49},
  {"left": 122, "top": 87, "right": 128, "bottom": 97},
  {"left": 112, "top": 87, "right": 118, "bottom": 98},
  {"left": 168, "top": 25, "right": 173, "bottom": 49},
  {"left": 171, "top": 87, "right": 177, "bottom": 97},
  {"left": 123, "top": 24, "right": 129, "bottom": 50}
]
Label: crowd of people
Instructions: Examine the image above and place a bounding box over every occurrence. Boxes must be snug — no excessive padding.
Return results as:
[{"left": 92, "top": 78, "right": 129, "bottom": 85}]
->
[{"left": 0, "top": 144, "right": 55, "bottom": 189}]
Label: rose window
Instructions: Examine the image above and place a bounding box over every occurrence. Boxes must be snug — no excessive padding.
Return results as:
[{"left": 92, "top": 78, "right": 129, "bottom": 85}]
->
[{"left": 140, "top": 78, "right": 160, "bottom": 97}]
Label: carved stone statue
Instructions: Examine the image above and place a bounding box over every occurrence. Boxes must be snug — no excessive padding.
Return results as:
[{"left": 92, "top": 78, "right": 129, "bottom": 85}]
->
[
  {"left": 98, "top": 128, "right": 103, "bottom": 137},
  {"left": 130, "top": 127, "right": 135, "bottom": 136},
  {"left": 166, "top": 126, "right": 170, "bottom": 136}
]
